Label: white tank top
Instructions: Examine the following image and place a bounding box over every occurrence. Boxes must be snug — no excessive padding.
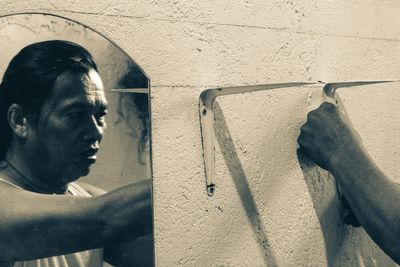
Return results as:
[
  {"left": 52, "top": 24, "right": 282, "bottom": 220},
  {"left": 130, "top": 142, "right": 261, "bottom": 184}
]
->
[{"left": 0, "top": 179, "right": 104, "bottom": 267}]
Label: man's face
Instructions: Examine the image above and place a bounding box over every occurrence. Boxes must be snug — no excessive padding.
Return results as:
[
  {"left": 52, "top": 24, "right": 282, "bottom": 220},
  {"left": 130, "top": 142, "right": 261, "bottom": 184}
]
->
[{"left": 24, "top": 69, "right": 108, "bottom": 187}]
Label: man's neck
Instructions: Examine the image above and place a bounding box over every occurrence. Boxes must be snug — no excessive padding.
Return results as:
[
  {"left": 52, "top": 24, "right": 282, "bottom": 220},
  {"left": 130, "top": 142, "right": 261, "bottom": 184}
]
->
[{"left": 4, "top": 151, "right": 68, "bottom": 194}]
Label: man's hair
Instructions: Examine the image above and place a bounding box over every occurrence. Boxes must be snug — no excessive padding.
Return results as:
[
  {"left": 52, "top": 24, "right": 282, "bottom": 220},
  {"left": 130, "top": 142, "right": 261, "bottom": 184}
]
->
[{"left": 0, "top": 40, "right": 98, "bottom": 160}]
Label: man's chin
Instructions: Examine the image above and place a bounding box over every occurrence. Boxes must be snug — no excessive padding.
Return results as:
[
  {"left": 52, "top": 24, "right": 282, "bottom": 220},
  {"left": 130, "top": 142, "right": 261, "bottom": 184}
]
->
[{"left": 66, "top": 165, "right": 92, "bottom": 182}]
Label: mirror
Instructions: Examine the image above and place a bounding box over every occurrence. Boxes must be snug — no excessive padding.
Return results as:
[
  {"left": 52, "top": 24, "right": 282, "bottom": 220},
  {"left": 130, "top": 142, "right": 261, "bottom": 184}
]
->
[{"left": 0, "top": 13, "right": 153, "bottom": 266}]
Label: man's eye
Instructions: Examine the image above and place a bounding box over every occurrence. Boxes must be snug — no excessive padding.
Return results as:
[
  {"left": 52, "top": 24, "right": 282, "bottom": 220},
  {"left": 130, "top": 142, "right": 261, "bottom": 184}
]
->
[
  {"left": 95, "top": 111, "right": 107, "bottom": 125},
  {"left": 67, "top": 111, "right": 84, "bottom": 119},
  {"left": 95, "top": 110, "right": 107, "bottom": 119}
]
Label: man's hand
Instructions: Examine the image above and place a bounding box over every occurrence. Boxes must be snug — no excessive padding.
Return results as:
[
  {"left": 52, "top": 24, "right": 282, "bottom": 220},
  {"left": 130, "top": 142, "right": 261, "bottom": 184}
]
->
[
  {"left": 298, "top": 101, "right": 400, "bottom": 263},
  {"left": 298, "top": 102, "right": 363, "bottom": 227},
  {"left": 297, "top": 102, "right": 362, "bottom": 171}
]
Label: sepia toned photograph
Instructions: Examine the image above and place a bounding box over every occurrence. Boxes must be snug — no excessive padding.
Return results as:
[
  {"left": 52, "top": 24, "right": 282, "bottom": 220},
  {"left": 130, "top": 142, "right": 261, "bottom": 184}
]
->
[{"left": 2, "top": 2, "right": 400, "bottom": 267}]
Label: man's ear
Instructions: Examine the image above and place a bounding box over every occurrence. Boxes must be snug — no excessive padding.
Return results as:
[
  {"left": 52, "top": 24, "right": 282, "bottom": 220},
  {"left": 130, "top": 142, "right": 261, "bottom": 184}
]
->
[{"left": 7, "top": 104, "right": 30, "bottom": 138}]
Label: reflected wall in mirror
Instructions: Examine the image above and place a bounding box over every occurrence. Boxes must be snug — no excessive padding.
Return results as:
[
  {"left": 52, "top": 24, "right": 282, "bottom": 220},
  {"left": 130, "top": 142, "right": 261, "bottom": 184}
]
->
[{"left": 0, "top": 13, "right": 153, "bottom": 267}]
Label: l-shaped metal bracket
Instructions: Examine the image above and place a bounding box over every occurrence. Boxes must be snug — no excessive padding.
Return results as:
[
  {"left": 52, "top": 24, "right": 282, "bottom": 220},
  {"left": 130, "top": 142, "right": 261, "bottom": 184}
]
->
[
  {"left": 199, "top": 80, "right": 399, "bottom": 196},
  {"left": 199, "top": 82, "right": 315, "bottom": 196}
]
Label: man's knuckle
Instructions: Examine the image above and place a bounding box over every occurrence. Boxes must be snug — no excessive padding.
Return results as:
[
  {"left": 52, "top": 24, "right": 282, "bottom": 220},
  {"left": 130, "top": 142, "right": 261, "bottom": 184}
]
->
[
  {"left": 300, "top": 124, "right": 309, "bottom": 134},
  {"left": 307, "top": 111, "right": 315, "bottom": 120},
  {"left": 297, "top": 135, "right": 306, "bottom": 146},
  {"left": 321, "top": 102, "right": 336, "bottom": 111}
]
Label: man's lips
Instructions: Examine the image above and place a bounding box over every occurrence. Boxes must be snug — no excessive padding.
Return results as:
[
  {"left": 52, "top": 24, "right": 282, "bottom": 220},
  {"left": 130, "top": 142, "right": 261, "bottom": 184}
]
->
[{"left": 75, "top": 148, "right": 99, "bottom": 162}]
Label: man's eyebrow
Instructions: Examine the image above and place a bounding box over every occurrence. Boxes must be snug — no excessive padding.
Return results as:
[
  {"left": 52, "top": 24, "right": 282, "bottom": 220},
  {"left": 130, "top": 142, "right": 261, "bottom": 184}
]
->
[{"left": 61, "top": 102, "right": 108, "bottom": 111}]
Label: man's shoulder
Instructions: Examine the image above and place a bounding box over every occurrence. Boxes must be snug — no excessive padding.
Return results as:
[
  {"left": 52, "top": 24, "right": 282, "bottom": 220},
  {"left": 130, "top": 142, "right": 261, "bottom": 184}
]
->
[{"left": 74, "top": 182, "right": 107, "bottom": 196}]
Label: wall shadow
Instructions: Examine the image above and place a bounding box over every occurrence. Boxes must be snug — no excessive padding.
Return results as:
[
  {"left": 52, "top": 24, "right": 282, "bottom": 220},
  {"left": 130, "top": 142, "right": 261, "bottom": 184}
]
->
[
  {"left": 297, "top": 149, "right": 349, "bottom": 266},
  {"left": 214, "top": 103, "right": 278, "bottom": 266},
  {"left": 296, "top": 150, "right": 393, "bottom": 266}
]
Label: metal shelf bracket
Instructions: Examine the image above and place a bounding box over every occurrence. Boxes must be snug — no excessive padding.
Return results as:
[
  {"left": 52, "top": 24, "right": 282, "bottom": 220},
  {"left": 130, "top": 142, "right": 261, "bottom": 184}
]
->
[
  {"left": 199, "top": 80, "right": 399, "bottom": 196},
  {"left": 199, "top": 82, "right": 315, "bottom": 196}
]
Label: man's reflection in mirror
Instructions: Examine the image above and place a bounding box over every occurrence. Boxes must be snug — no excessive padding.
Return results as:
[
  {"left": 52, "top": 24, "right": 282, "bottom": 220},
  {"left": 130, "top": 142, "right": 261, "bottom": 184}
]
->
[{"left": 0, "top": 40, "right": 152, "bottom": 267}]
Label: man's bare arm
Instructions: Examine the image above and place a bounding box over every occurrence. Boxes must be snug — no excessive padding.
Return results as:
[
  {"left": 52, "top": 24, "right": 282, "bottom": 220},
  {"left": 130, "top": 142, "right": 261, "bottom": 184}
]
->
[
  {"left": 77, "top": 181, "right": 154, "bottom": 266},
  {"left": 0, "top": 179, "right": 151, "bottom": 262},
  {"left": 298, "top": 102, "right": 400, "bottom": 263},
  {"left": 103, "top": 234, "right": 154, "bottom": 267}
]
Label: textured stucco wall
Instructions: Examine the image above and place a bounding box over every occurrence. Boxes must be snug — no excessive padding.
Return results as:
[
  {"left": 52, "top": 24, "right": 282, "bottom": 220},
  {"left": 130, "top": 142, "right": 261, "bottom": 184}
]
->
[{"left": 2, "top": 1, "right": 400, "bottom": 266}]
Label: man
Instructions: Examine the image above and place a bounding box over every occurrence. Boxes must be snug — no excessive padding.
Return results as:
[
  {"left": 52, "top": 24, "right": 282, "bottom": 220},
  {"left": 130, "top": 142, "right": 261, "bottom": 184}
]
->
[
  {"left": 298, "top": 102, "right": 400, "bottom": 264},
  {"left": 0, "top": 40, "right": 152, "bottom": 266}
]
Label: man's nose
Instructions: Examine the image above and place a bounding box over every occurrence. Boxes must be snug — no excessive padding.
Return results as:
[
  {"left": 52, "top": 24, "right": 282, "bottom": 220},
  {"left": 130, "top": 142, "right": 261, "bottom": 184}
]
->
[{"left": 82, "top": 115, "right": 105, "bottom": 143}]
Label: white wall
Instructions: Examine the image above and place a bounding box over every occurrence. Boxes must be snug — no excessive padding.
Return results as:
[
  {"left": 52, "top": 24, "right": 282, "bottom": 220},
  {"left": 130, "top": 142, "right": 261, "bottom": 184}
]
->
[{"left": 2, "top": 1, "right": 400, "bottom": 266}]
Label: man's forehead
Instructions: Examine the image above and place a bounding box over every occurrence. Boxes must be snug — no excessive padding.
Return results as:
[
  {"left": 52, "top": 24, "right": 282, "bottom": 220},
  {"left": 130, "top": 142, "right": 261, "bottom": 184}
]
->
[
  {"left": 87, "top": 69, "right": 103, "bottom": 90},
  {"left": 51, "top": 70, "right": 104, "bottom": 94},
  {"left": 47, "top": 70, "right": 107, "bottom": 108}
]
